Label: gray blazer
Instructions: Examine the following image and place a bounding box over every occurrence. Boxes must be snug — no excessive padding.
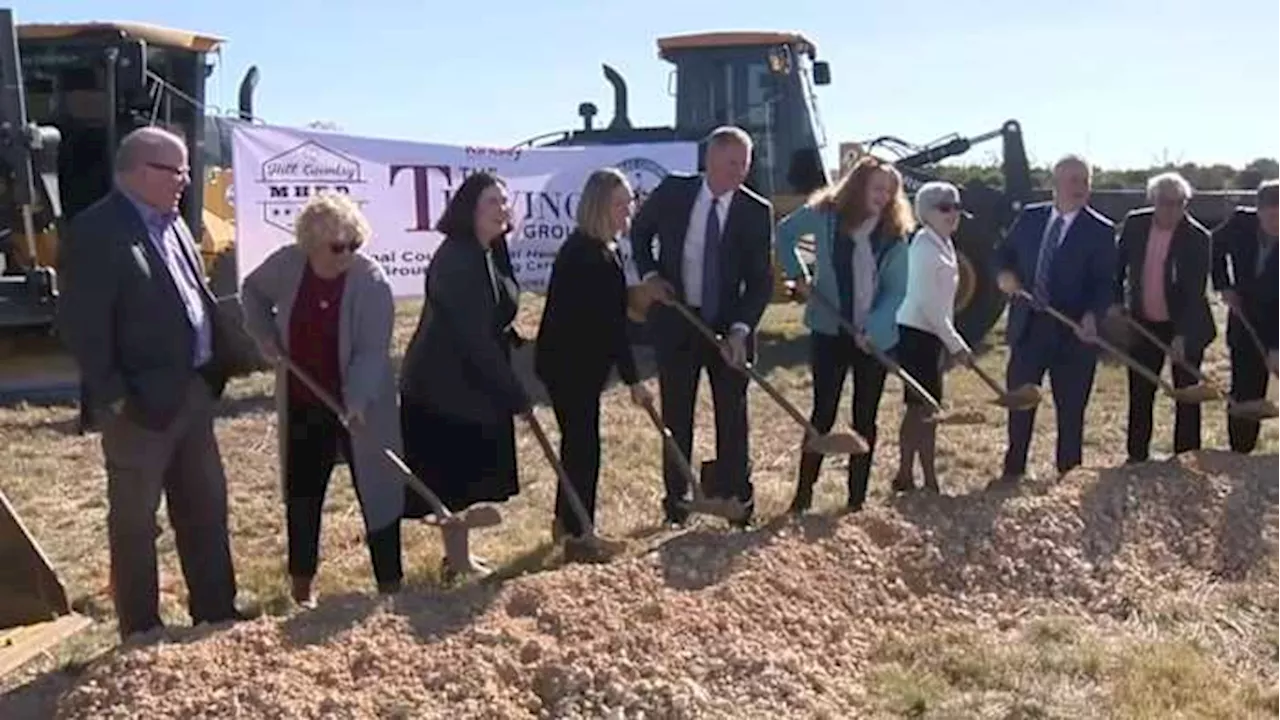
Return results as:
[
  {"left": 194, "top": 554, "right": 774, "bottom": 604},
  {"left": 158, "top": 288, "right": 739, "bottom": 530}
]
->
[
  {"left": 240, "top": 245, "right": 405, "bottom": 532},
  {"left": 400, "top": 234, "right": 528, "bottom": 426},
  {"left": 55, "top": 189, "right": 233, "bottom": 431}
]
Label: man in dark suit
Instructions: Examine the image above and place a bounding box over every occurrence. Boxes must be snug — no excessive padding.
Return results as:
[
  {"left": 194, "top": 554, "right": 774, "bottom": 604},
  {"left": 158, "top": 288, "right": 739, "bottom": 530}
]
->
[
  {"left": 629, "top": 125, "right": 774, "bottom": 526},
  {"left": 1211, "top": 178, "right": 1279, "bottom": 454},
  {"left": 1110, "top": 171, "right": 1215, "bottom": 462},
  {"left": 56, "top": 126, "right": 242, "bottom": 639},
  {"left": 995, "top": 154, "right": 1117, "bottom": 482}
]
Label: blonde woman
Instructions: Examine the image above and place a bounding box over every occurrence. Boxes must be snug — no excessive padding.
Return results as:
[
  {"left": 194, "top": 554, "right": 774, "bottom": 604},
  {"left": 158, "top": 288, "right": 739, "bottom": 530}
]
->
[
  {"left": 240, "top": 191, "right": 404, "bottom": 607},
  {"left": 534, "top": 168, "right": 651, "bottom": 562}
]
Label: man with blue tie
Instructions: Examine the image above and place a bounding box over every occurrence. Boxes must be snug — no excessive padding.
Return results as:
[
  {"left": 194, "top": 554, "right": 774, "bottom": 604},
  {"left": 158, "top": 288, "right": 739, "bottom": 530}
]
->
[
  {"left": 629, "top": 126, "right": 775, "bottom": 527},
  {"left": 994, "top": 154, "right": 1117, "bottom": 483}
]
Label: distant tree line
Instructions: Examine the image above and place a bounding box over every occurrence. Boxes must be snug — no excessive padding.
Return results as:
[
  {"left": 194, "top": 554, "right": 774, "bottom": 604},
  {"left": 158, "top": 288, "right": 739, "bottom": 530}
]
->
[{"left": 929, "top": 158, "right": 1279, "bottom": 192}]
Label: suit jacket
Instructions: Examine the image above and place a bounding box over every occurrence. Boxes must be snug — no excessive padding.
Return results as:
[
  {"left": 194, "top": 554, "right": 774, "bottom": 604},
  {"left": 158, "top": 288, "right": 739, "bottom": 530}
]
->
[
  {"left": 56, "top": 189, "right": 232, "bottom": 431},
  {"left": 1113, "top": 208, "right": 1216, "bottom": 354},
  {"left": 399, "top": 233, "right": 528, "bottom": 426},
  {"left": 534, "top": 229, "right": 640, "bottom": 396},
  {"left": 240, "top": 244, "right": 405, "bottom": 531},
  {"left": 995, "top": 201, "right": 1117, "bottom": 348},
  {"left": 629, "top": 173, "right": 774, "bottom": 358},
  {"left": 775, "top": 203, "right": 910, "bottom": 351},
  {"left": 1211, "top": 207, "right": 1279, "bottom": 352}
]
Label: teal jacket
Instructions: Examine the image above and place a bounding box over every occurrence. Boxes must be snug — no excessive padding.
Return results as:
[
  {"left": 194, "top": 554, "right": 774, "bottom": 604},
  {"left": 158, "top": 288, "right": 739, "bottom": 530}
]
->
[{"left": 775, "top": 204, "right": 910, "bottom": 351}]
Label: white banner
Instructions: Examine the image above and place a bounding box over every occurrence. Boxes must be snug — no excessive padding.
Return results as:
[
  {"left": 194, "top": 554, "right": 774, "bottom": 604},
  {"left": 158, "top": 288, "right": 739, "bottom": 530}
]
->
[{"left": 230, "top": 123, "right": 698, "bottom": 296}]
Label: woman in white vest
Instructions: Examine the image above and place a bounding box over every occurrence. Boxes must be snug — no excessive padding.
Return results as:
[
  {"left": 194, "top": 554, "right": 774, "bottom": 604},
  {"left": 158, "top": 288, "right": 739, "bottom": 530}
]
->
[{"left": 894, "top": 181, "right": 974, "bottom": 493}]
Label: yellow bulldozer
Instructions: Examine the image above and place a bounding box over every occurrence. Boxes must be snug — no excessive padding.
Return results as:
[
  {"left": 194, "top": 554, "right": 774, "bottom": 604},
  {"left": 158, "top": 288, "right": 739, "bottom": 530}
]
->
[{"left": 0, "top": 10, "right": 263, "bottom": 677}]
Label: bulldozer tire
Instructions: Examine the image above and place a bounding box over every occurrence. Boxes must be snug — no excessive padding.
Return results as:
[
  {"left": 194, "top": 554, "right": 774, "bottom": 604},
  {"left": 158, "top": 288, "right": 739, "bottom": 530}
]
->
[{"left": 951, "top": 212, "right": 1007, "bottom": 349}]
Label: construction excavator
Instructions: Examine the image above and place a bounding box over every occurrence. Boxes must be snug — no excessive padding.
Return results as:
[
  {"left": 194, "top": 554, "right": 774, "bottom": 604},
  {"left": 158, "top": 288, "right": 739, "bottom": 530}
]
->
[
  {"left": 0, "top": 10, "right": 262, "bottom": 678},
  {"left": 521, "top": 30, "right": 1257, "bottom": 343}
]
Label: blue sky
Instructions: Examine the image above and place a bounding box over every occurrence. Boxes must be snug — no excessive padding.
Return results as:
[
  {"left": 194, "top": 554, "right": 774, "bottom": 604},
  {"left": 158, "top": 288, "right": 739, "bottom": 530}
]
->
[{"left": 26, "top": 0, "right": 1280, "bottom": 171}]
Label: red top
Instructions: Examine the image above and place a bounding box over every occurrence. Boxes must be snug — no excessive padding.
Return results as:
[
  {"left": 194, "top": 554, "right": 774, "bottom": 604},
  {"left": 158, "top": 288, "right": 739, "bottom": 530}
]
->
[{"left": 288, "top": 265, "right": 346, "bottom": 407}]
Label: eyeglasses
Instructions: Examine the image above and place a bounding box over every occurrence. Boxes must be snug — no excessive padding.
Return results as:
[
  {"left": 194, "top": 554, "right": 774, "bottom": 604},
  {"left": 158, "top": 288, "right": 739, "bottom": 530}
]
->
[
  {"left": 936, "top": 202, "right": 963, "bottom": 213},
  {"left": 146, "top": 161, "right": 191, "bottom": 178},
  {"left": 329, "top": 241, "right": 360, "bottom": 254}
]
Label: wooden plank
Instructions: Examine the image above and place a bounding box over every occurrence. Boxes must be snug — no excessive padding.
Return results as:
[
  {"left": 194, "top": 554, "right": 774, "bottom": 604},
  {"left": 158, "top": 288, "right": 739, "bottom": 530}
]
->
[{"left": 0, "top": 614, "right": 93, "bottom": 679}]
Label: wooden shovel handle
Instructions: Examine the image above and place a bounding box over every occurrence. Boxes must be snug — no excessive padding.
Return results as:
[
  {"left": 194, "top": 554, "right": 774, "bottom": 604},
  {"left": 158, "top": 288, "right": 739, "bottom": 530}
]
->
[
  {"left": 805, "top": 290, "right": 944, "bottom": 412},
  {"left": 522, "top": 410, "right": 596, "bottom": 538},
  {"left": 1018, "top": 291, "right": 1177, "bottom": 396},
  {"left": 635, "top": 394, "right": 701, "bottom": 494},
  {"left": 1117, "top": 313, "right": 1216, "bottom": 389},
  {"left": 278, "top": 354, "right": 455, "bottom": 522}
]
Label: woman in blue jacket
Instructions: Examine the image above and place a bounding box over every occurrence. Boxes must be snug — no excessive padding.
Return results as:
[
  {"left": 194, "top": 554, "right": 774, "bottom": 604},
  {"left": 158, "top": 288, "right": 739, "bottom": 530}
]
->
[{"left": 775, "top": 155, "right": 916, "bottom": 514}]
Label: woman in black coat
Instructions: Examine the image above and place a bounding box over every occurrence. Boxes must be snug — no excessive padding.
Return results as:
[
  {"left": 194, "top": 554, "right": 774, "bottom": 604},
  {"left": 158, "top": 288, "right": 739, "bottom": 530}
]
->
[
  {"left": 535, "top": 167, "right": 651, "bottom": 561},
  {"left": 399, "top": 171, "right": 529, "bottom": 580}
]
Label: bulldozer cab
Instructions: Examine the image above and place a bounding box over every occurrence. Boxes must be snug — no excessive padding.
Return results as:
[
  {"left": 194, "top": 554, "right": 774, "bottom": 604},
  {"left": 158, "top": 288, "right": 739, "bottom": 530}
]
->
[
  {"left": 15, "top": 20, "right": 222, "bottom": 253},
  {"left": 658, "top": 31, "right": 831, "bottom": 211}
]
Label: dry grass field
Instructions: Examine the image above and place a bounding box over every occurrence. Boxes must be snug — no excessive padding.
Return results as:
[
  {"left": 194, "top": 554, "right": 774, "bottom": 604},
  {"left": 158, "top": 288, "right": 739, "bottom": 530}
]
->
[{"left": 0, "top": 296, "right": 1275, "bottom": 718}]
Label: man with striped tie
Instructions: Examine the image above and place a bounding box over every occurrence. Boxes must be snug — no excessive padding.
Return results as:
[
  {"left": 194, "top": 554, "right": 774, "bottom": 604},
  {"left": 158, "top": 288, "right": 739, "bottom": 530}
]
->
[{"left": 993, "top": 155, "right": 1117, "bottom": 484}]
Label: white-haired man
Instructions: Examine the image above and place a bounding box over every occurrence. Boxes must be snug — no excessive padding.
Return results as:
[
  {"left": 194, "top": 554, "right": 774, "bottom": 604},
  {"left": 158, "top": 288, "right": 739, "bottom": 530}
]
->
[{"left": 1109, "top": 171, "right": 1214, "bottom": 462}]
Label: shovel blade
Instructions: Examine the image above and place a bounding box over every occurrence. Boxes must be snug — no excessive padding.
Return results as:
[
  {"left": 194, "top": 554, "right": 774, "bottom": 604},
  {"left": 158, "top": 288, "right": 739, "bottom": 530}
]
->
[
  {"left": 805, "top": 431, "right": 869, "bottom": 456},
  {"left": 927, "top": 408, "right": 988, "bottom": 426},
  {"left": 1228, "top": 399, "right": 1279, "bottom": 421},
  {"left": 684, "top": 496, "right": 751, "bottom": 523},
  {"left": 424, "top": 504, "right": 504, "bottom": 529},
  {"left": 1171, "top": 384, "right": 1225, "bottom": 404}
]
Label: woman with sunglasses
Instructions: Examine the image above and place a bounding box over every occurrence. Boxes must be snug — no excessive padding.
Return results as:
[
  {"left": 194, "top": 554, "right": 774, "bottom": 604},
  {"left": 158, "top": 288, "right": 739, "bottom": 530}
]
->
[
  {"left": 241, "top": 191, "right": 405, "bottom": 608},
  {"left": 775, "top": 155, "right": 916, "bottom": 515},
  {"left": 893, "top": 180, "right": 974, "bottom": 493}
]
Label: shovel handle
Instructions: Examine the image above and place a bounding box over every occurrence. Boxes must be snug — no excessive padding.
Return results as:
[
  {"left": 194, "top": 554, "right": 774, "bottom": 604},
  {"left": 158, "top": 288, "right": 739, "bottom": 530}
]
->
[
  {"left": 666, "top": 300, "right": 830, "bottom": 440},
  {"left": 522, "top": 410, "right": 597, "bottom": 539},
  {"left": 277, "top": 354, "right": 455, "bottom": 522},
  {"left": 806, "top": 290, "right": 944, "bottom": 412},
  {"left": 1227, "top": 304, "right": 1277, "bottom": 376},
  {"left": 635, "top": 395, "right": 701, "bottom": 496},
  {"left": 1118, "top": 313, "right": 1216, "bottom": 388},
  {"left": 964, "top": 355, "right": 1014, "bottom": 398},
  {"left": 1017, "top": 291, "right": 1179, "bottom": 398}
]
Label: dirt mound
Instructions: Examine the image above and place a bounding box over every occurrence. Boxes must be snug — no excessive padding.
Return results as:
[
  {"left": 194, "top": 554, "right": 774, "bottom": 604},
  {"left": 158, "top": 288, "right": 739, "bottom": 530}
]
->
[{"left": 44, "top": 451, "right": 1280, "bottom": 718}]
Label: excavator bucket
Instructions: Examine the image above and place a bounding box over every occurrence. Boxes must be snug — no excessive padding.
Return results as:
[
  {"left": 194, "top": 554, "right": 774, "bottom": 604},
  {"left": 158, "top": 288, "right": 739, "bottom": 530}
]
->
[{"left": 0, "top": 490, "right": 92, "bottom": 678}]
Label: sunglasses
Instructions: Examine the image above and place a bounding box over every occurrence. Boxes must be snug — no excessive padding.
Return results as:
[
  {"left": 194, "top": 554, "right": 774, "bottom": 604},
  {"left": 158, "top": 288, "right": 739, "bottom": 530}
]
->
[
  {"left": 936, "top": 202, "right": 963, "bottom": 213},
  {"left": 329, "top": 241, "right": 360, "bottom": 254}
]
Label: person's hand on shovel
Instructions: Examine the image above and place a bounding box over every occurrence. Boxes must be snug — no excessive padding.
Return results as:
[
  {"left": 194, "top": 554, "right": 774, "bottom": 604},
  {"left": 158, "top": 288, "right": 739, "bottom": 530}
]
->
[
  {"left": 996, "top": 270, "right": 1022, "bottom": 296},
  {"left": 345, "top": 408, "right": 365, "bottom": 428},
  {"left": 720, "top": 327, "right": 749, "bottom": 369},
  {"left": 628, "top": 382, "right": 653, "bottom": 407},
  {"left": 258, "top": 337, "right": 284, "bottom": 366},
  {"left": 785, "top": 277, "right": 810, "bottom": 303},
  {"left": 1268, "top": 350, "right": 1278, "bottom": 376},
  {"left": 1075, "top": 313, "right": 1099, "bottom": 344}
]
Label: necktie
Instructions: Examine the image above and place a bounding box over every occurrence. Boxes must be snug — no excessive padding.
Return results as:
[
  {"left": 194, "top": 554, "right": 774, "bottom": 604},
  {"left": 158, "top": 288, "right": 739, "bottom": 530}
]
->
[
  {"left": 1033, "top": 214, "right": 1064, "bottom": 305},
  {"left": 701, "top": 197, "right": 722, "bottom": 323}
]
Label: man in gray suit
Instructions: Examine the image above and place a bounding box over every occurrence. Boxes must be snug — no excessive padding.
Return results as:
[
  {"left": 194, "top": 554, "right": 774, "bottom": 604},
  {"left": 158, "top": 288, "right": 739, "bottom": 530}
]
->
[{"left": 56, "top": 126, "right": 242, "bottom": 639}]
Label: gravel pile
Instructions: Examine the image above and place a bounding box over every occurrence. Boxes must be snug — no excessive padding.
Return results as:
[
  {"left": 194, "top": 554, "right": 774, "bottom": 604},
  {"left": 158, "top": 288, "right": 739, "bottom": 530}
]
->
[{"left": 50, "top": 450, "right": 1279, "bottom": 719}]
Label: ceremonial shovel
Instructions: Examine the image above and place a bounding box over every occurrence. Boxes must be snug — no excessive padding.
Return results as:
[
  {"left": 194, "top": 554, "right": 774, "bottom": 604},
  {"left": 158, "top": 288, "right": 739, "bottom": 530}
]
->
[
  {"left": 632, "top": 391, "right": 751, "bottom": 522},
  {"left": 521, "top": 410, "right": 628, "bottom": 559},
  {"left": 1221, "top": 304, "right": 1279, "bottom": 419},
  {"left": 666, "top": 300, "right": 869, "bottom": 456},
  {"left": 278, "top": 355, "right": 503, "bottom": 530},
  {"left": 1115, "top": 312, "right": 1274, "bottom": 420},
  {"left": 806, "top": 290, "right": 985, "bottom": 425},
  {"left": 1018, "top": 290, "right": 1221, "bottom": 407}
]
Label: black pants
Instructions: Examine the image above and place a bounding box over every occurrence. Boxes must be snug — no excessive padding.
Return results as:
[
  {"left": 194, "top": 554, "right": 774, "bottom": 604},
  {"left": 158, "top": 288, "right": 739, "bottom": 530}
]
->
[
  {"left": 657, "top": 318, "right": 751, "bottom": 521},
  {"left": 798, "top": 332, "right": 887, "bottom": 508},
  {"left": 548, "top": 385, "right": 602, "bottom": 538},
  {"left": 285, "top": 401, "right": 402, "bottom": 585},
  {"left": 1228, "top": 337, "right": 1270, "bottom": 453},
  {"left": 1126, "top": 319, "right": 1202, "bottom": 460}
]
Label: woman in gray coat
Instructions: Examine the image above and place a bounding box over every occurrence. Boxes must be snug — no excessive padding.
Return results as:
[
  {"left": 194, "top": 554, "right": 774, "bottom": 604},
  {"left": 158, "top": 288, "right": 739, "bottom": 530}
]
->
[{"left": 240, "top": 191, "right": 405, "bottom": 607}]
